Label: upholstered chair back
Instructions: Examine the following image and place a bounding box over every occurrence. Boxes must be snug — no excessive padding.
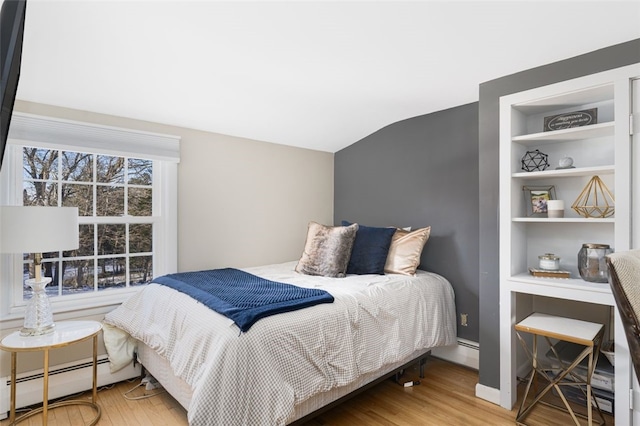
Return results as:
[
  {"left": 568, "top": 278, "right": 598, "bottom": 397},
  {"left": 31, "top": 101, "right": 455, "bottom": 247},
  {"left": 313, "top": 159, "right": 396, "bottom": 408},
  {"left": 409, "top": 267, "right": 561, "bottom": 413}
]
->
[{"left": 606, "top": 249, "right": 640, "bottom": 385}]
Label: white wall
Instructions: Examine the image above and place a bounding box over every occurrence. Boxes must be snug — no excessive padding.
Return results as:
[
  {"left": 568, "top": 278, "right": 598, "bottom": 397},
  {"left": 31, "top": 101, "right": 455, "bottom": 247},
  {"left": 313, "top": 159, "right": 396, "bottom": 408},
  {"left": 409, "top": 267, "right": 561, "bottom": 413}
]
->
[{"left": 178, "top": 127, "right": 334, "bottom": 271}]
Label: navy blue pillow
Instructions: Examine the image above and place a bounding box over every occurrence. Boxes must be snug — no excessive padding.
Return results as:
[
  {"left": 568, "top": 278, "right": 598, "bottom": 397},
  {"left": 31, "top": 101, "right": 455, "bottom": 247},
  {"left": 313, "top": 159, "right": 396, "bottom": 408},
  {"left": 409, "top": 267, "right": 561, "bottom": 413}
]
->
[{"left": 342, "top": 221, "right": 396, "bottom": 275}]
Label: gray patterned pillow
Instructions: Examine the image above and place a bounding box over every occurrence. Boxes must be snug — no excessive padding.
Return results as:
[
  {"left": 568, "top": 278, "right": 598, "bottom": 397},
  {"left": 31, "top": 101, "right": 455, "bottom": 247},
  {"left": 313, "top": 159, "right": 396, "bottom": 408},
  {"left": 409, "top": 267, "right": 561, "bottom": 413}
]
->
[{"left": 295, "top": 222, "right": 358, "bottom": 278}]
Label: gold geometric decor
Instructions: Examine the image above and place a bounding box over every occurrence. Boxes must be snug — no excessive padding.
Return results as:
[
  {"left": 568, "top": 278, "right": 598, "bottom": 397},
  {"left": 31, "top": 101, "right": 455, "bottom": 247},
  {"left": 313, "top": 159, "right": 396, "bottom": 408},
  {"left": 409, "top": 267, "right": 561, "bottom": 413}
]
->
[{"left": 571, "top": 175, "right": 615, "bottom": 218}]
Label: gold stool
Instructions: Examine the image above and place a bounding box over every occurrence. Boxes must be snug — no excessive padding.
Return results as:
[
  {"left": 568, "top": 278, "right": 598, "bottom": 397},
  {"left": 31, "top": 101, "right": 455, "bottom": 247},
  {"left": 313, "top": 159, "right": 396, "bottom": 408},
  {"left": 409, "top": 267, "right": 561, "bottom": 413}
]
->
[{"left": 515, "top": 313, "right": 606, "bottom": 425}]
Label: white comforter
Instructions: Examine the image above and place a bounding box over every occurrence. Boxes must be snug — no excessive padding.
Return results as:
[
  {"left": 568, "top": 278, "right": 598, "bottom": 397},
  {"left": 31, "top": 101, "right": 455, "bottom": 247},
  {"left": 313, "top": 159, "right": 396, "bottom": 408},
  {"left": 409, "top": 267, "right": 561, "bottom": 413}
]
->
[{"left": 103, "top": 261, "right": 457, "bottom": 425}]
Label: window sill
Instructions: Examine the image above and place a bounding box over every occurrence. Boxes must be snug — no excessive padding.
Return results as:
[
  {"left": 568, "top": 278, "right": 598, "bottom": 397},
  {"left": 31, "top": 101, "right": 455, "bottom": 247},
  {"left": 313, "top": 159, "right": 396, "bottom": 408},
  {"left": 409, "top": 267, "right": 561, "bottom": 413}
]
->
[{"left": 0, "top": 287, "right": 141, "bottom": 328}]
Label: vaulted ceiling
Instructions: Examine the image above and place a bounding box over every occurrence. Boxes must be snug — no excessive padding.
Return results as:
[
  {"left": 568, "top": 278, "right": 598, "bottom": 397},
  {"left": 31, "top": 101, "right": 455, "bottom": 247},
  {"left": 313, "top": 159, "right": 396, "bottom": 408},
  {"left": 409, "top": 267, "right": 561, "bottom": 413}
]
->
[{"left": 16, "top": 1, "right": 640, "bottom": 152}]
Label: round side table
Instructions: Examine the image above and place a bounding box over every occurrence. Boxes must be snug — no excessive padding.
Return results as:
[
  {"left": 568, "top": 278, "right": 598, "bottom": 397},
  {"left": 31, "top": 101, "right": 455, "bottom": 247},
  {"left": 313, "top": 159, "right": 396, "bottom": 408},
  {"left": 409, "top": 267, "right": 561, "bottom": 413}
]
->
[{"left": 0, "top": 320, "right": 102, "bottom": 425}]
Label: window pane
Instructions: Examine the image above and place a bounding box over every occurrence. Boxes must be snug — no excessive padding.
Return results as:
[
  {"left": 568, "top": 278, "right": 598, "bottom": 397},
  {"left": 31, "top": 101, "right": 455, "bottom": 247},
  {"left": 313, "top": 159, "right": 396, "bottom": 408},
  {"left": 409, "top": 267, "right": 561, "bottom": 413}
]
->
[
  {"left": 23, "top": 148, "right": 58, "bottom": 180},
  {"left": 62, "top": 184, "right": 93, "bottom": 216},
  {"left": 97, "top": 258, "right": 126, "bottom": 291},
  {"left": 128, "top": 188, "right": 152, "bottom": 216},
  {"left": 98, "top": 224, "right": 126, "bottom": 255},
  {"left": 64, "top": 224, "right": 94, "bottom": 257},
  {"left": 128, "top": 158, "right": 152, "bottom": 185},
  {"left": 96, "top": 155, "right": 124, "bottom": 184},
  {"left": 22, "top": 254, "right": 60, "bottom": 290},
  {"left": 96, "top": 186, "right": 124, "bottom": 216},
  {"left": 129, "top": 224, "right": 152, "bottom": 253},
  {"left": 23, "top": 181, "right": 58, "bottom": 207},
  {"left": 130, "top": 256, "right": 152, "bottom": 286},
  {"left": 41, "top": 252, "right": 60, "bottom": 268},
  {"left": 62, "top": 260, "right": 95, "bottom": 293},
  {"left": 22, "top": 260, "right": 31, "bottom": 300},
  {"left": 61, "top": 151, "right": 93, "bottom": 182},
  {"left": 41, "top": 260, "right": 59, "bottom": 298}
]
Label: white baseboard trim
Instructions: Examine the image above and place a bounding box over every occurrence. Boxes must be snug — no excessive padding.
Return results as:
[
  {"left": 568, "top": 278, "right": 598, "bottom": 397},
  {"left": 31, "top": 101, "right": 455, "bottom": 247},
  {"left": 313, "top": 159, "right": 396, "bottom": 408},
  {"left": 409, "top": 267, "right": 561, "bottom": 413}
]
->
[
  {"left": 431, "top": 339, "right": 503, "bottom": 407},
  {"left": 475, "top": 383, "right": 501, "bottom": 405},
  {"left": 0, "top": 355, "right": 141, "bottom": 420},
  {"left": 431, "top": 338, "right": 479, "bottom": 370}
]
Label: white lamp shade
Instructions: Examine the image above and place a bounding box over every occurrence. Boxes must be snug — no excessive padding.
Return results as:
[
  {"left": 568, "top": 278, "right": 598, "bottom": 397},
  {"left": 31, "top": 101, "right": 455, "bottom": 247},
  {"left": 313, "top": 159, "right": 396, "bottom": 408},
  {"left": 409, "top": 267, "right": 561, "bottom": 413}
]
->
[{"left": 0, "top": 206, "right": 79, "bottom": 254}]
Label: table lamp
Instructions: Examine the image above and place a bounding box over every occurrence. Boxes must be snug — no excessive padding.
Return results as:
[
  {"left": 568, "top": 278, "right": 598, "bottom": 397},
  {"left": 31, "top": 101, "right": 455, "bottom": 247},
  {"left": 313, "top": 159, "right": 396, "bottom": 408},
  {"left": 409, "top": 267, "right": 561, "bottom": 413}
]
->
[{"left": 0, "top": 206, "right": 79, "bottom": 336}]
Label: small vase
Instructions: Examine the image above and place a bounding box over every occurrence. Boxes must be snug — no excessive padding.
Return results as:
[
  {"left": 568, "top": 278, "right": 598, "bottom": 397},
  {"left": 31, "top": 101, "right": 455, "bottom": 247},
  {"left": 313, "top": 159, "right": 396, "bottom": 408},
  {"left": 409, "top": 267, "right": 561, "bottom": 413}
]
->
[{"left": 578, "top": 243, "right": 613, "bottom": 283}]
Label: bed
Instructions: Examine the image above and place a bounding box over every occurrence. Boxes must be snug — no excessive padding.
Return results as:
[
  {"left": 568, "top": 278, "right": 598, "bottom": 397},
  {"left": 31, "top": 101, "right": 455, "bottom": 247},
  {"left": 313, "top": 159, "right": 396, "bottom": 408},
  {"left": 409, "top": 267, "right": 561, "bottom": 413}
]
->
[{"left": 103, "top": 223, "right": 457, "bottom": 425}]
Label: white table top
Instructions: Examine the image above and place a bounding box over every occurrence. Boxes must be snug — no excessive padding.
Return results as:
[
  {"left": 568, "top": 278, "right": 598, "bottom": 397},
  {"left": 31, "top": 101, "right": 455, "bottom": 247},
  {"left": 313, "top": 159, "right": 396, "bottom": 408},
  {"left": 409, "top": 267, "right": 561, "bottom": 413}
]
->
[
  {"left": 515, "top": 312, "right": 603, "bottom": 346},
  {"left": 0, "top": 320, "right": 102, "bottom": 351}
]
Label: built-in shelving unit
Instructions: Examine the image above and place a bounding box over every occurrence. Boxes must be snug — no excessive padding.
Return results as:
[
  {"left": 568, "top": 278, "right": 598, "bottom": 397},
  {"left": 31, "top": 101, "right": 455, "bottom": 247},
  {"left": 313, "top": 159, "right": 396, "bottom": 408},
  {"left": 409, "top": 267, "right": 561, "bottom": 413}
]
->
[{"left": 498, "top": 63, "right": 640, "bottom": 425}]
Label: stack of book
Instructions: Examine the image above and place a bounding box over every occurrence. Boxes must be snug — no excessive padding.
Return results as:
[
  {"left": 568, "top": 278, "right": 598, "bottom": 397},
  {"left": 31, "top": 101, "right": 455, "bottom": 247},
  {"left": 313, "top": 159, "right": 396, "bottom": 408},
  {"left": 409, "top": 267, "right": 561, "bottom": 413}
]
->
[
  {"left": 528, "top": 268, "right": 571, "bottom": 279},
  {"left": 546, "top": 341, "right": 614, "bottom": 414}
]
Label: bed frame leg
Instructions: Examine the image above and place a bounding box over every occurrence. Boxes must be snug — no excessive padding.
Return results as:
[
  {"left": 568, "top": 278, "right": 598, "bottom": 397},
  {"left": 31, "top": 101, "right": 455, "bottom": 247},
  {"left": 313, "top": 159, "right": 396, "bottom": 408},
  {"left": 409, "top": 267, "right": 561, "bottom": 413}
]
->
[
  {"left": 419, "top": 353, "right": 429, "bottom": 379},
  {"left": 393, "top": 352, "right": 430, "bottom": 386}
]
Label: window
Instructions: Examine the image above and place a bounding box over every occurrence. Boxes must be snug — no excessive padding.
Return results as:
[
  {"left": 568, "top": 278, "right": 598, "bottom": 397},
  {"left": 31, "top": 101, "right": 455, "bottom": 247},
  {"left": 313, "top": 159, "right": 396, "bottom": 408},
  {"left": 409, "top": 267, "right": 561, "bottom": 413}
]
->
[
  {"left": 1, "top": 113, "right": 179, "bottom": 319},
  {"left": 22, "top": 148, "right": 155, "bottom": 298}
]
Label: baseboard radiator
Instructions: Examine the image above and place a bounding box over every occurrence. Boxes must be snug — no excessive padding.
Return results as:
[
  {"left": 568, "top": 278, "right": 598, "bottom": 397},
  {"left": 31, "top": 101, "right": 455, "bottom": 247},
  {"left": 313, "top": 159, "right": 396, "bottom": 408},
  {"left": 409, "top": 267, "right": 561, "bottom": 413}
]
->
[
  {"left": 431, "top": 338, "right": 479, "bottom": 370},
  {"left": 0, "top": 355, "right": 141, "bottom": 420}
]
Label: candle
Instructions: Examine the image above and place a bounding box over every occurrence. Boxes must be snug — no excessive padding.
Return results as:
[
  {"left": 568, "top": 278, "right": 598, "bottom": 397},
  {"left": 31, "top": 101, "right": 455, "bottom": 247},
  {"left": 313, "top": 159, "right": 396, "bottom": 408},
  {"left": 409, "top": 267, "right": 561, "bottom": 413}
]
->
[
  {"left": 547, "top": 200, "right": 564, "bottom": 218},
  {"left": 547, "top": 200, "right": 564, "bottom": 210}
]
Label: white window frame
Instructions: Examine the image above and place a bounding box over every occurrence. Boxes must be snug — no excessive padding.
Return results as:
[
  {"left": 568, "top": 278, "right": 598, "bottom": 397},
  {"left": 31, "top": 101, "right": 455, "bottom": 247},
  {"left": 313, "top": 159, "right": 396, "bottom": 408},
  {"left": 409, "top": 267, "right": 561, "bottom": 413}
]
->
[{"left": 0, "top": 113, "right": 180, "bottom": 325}]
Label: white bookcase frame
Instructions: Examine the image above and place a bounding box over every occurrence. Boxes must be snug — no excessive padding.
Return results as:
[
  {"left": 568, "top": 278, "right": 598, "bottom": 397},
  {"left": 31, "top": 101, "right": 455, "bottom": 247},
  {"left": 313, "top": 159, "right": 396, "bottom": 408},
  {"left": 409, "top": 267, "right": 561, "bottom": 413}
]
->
[{"left": 499, "top": 63, "right": 640, "bottom": 425}]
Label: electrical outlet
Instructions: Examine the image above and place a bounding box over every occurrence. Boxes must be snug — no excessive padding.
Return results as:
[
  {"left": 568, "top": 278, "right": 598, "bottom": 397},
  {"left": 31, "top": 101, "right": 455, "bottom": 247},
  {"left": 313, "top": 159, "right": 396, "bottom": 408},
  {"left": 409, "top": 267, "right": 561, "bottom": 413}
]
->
[{"left": 460, "top": 313, "right": 468, "bottom": 327}]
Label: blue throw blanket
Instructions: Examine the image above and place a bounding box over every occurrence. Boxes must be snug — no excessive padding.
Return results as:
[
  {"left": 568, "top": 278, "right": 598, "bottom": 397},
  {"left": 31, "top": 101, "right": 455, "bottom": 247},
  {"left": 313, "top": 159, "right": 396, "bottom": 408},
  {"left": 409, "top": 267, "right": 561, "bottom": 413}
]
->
[{"left": 153, "top": 268, "right": 334, "bottom": 332}]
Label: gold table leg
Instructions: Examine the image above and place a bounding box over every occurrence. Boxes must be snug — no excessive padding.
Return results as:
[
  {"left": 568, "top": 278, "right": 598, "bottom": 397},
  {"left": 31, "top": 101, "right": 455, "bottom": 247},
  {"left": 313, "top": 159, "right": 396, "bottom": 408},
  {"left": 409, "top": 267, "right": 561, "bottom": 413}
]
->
[
  {"left": 9, "top": 351, "right": 16, "bottom": 424},
  {"left": 43, "top": 349, "right": 49, "bottom": 425},
  {"left": 92, "top": 335, "right": 98, "bottom": 403}
]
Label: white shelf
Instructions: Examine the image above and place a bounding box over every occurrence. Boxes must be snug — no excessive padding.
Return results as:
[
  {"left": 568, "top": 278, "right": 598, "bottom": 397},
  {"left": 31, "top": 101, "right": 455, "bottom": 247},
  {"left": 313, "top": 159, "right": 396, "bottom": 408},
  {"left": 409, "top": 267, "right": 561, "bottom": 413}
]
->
[
  {"left": 512, "top": 122, "right": 614, "bottom": 145},
  {"left": 512, "top": 217, "right": 615, "bottom": 223},
  {"left": 510, "top": 273, "right": 611, "bottom": 293},
  {"left": 512, "top": 165, "right": 614, "bottom": 179},
  {"left": 507, "top": 274, "right": 614, "bottom": 306}
]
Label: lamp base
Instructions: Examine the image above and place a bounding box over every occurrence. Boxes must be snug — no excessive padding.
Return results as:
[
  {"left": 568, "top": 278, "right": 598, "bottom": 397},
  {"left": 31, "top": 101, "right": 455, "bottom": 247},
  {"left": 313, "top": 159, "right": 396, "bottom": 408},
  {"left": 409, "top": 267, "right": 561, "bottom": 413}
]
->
[
  {"left": 21, "top": 278, "right": 56, "bottom": 337},
  {"left": 20, "top": 323, "right": 56, "bottom": 337}
]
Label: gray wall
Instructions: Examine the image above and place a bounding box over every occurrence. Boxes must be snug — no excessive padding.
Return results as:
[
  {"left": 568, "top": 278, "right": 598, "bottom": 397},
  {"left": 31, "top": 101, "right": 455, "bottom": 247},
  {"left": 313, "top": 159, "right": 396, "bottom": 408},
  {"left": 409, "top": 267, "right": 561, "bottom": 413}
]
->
[
  {"left": 478, "top": 39, "right": 640, "bottom": 389},
  {"left": 334, "top": 103, "right": 479, "bottom": 342}
]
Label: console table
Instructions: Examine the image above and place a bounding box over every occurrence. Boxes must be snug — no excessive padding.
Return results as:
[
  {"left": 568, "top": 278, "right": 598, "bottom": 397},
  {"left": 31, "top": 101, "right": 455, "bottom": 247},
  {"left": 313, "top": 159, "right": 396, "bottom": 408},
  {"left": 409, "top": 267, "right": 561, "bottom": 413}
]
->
[{"left": 0, "top": 320, "right": 102, "bottom": 425}]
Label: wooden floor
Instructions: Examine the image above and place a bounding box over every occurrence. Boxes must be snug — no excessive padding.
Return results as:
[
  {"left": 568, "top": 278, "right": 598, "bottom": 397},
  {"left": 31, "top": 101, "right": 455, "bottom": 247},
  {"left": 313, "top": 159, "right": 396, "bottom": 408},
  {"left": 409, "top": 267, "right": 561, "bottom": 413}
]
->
[{"left": 1, "top": 357, "right": 614, "bottom": 425}]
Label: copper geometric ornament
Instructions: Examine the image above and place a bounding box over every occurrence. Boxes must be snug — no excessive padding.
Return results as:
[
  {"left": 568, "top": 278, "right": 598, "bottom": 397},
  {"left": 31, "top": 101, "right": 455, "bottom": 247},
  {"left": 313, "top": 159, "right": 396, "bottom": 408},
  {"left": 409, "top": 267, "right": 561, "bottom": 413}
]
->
[
  {"left": 571, "top": 175, "right": 615, "bottom": 218},
  {"left": 521, "top": 149, "right": 549, "bottom": 172}
]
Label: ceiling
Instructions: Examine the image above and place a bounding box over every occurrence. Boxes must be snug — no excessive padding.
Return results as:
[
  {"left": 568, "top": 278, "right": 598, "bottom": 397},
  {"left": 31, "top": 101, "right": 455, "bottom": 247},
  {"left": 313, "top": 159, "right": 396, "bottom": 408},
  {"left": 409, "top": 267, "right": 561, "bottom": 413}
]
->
[{"left": 16, "top": 1, "right": 640, "bottom": 153}]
